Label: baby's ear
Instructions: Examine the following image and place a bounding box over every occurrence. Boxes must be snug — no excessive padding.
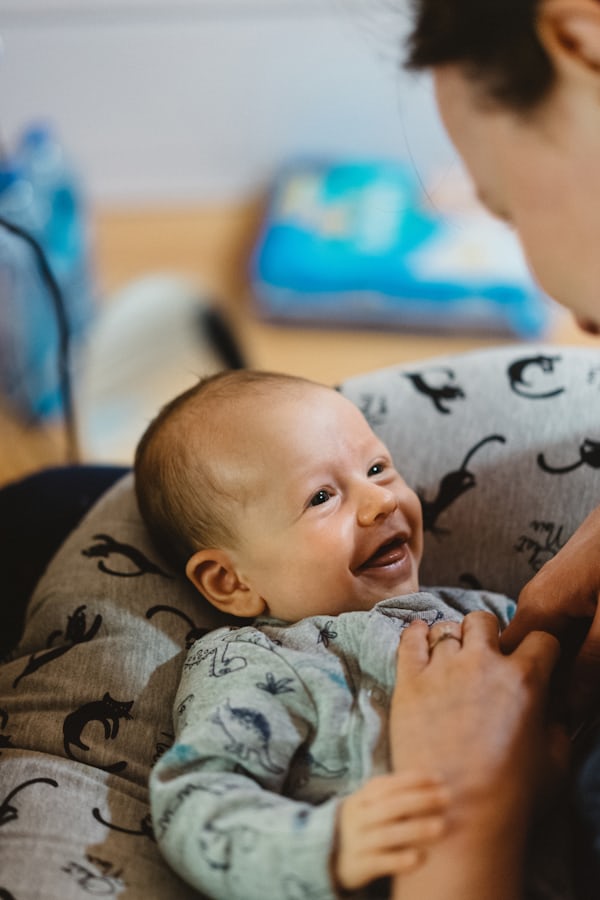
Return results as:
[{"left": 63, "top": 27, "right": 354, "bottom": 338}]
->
[{"left": 186, "top": 549, "right": 266, "bottom": 618}]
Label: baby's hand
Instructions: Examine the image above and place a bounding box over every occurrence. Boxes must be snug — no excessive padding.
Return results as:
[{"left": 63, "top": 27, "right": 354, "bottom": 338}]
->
[{"left": 334, "top": 770, "right": 448, "bottom": 892}]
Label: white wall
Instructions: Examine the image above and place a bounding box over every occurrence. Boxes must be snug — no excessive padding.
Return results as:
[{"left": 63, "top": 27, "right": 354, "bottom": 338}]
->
[{"left": 0, "top": 0, "right": 457, "bottom": 204}]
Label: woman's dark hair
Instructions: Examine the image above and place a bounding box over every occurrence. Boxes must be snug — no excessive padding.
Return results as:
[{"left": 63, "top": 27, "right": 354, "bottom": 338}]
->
[{"left": 406, "top": 0, "right": 556, "bottom": 111}]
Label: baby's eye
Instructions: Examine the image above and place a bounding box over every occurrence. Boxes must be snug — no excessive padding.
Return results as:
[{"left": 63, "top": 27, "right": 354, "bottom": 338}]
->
[
  {"left": 309, "top": 489, "right": 332, "bottom": 507},
  {"left": 368, "top": 462, "right": 386, "bottom": 477}
]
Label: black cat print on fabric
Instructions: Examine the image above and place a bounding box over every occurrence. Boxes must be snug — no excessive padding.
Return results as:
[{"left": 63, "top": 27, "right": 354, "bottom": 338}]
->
[
  {"left": 507, "top": 354, "right": 565, "bottom": 399},
  {"left": 0, "top": 709, "right": 13, "bottom": 753},
  {"left": 418, "top": 434, "right": 507, "bottom": 535},
  {"left": 82, "top": 534, "right": 173, "bottom": 578},
  {"left": 404, "top": 367, "right": 466, "bottom": 414},
  {"left": 0, "top": 777, "right": 58, "bottom": 827},
  {"left": 92, "top": 807, "right": 155, "bottom": 841},
  {"left": 538, "top": 438, "right": 600, "bottom": 474},
  {"left": 63, "top": 693, "right": 133, "bottom": 773},
  {"left": 146, "top": 605, "right": 213, "bottom": 649},
  {"left": 355, "top": 393, "right": 389, "bottom": 427},
  {"left": 13, "top": 604, "right": 102, "bottom": 689}
]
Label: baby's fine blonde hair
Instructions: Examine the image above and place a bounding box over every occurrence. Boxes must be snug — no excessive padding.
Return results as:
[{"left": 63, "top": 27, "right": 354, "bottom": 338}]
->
[{"left": 134, "top": 369, "right": 321, "bottom": 569}]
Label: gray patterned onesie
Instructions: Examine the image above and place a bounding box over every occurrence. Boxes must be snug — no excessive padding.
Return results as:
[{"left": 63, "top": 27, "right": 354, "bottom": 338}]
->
[{"left": 150, "top": 588, "right": 528, "bottom": 899}]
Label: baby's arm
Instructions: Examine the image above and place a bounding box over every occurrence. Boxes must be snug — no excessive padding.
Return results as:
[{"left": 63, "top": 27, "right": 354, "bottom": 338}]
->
[
  {"left": 334, "top": 770, "right": 448, "bottom": 892},
  {"left": 151, "top": 630, "right": 340, "bottom": 899}
]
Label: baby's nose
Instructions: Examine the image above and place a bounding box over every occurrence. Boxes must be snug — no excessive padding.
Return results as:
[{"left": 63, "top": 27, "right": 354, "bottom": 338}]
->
[{"left": 357, "top": 484, "right": 396, "bottom": 526}]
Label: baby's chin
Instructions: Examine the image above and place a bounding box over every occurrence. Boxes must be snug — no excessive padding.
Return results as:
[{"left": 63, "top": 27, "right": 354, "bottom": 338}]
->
[
  {"left": 388, "top": 581, "right": 421, "bottom": 599},
  {"left": 386, "top": 565, "right": 421, "bottom": 596},
  {"left": 367, "top": 579, "right": 421, "bottom": 606}
]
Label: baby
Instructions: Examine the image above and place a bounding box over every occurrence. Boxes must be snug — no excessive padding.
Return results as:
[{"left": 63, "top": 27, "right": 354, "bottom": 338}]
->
[{"left": 135, "top": 370, "right": 516, "bottom": 899}]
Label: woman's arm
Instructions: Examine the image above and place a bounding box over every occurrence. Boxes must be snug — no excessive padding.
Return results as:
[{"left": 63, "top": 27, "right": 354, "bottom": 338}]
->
[
  {"left": 391, "top": 817, "right": 527, "bottom": 900},
  {"left": 388, "top": 612, "right": 563, "bottom": 900}
]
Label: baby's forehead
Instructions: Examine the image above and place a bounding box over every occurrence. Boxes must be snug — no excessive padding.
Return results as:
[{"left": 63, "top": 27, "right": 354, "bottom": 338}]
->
[
  {"left": 190, "top": 376, "right": 379, "bottom": 450},
  {"left": 188, "top": 382, "right": 392, "bottom": 510},
  {"left": 201, "top": 379, "right": 331, "bottom": 424},
  {"left": 201, "top": 381, "right": 377, "bottom": 447}
]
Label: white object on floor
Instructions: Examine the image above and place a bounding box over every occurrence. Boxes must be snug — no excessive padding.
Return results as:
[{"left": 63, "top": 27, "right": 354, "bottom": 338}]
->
[{"left": 74, "top": 273, "right": 241, "bottom": 464}]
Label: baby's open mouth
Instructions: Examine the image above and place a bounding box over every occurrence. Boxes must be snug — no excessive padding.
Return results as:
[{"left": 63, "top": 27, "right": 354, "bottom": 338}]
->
[{"left": 357, "top": 536, "right": 408, "bottom": 570}]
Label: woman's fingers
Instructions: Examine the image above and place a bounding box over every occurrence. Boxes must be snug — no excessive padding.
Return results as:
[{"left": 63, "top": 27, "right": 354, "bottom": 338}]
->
[
  {"left": 427, "top": 620, "right": 463, "bottom": 657},
  {"left": 423, "top": 611, "right": 559, "bottom": 687},
  {"left": 397, "top": 613, "right": 503, "bottom": 680},
  {"left": 570, "top": 598, "right": 600, "bottom": 720},
  {"left": 512, "top": 628, "right": 562, "bottom": 684},
  {"left": 396, "top": 618, "right": 430, "bottom": 677},
  {"left": 461, "top": 610, "right": 503, "bottom": 650}
]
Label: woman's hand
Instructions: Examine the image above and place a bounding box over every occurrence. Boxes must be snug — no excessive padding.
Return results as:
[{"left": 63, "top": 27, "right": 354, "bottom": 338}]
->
[
  {"left": 390, "top": 613, "right": 563, "bottom": 836},
  {"left": 388, "top": 613, "right": 565, "bottom": 900},
  {"left": 501, "top": 504, "right": 600, "bottom": 724}
]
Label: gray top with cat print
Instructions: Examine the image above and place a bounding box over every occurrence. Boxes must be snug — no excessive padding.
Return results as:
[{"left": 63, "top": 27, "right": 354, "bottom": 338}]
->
[{"left": 150, "top": 588, "right": 519, "bottom": 899}]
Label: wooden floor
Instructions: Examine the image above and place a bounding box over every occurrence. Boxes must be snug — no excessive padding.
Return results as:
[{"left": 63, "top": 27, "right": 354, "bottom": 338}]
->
[{"left": 1, "top": 198, "right": 598, "bottom": 489}]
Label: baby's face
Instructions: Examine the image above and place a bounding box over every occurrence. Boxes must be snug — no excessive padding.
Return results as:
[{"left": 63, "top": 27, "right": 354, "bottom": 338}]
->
[{"left": 215, "top": 385, "right": 423, "bottom": 622}]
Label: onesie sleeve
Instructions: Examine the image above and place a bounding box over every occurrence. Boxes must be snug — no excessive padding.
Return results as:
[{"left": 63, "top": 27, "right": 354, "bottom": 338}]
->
[{"left": 150, "top": 627, "right": 340, "bottom": 900}]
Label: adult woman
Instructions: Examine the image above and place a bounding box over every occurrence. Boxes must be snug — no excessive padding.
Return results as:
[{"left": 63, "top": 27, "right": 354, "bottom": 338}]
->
[
  {"left": 404, "top": 2, "right": 600, "bottom": 710},
  {"left": 386, "top": 3, "right": 600, "bottom": 893}
]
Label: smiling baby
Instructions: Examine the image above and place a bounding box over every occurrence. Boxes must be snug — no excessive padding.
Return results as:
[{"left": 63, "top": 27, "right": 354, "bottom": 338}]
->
[{"left": 134, "top": 370, "right": 514, "bottom": 900}]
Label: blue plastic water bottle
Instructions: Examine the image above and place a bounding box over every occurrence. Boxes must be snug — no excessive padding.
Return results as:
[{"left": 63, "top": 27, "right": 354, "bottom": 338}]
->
[
  {"left": 0, "top": 165, "right": 63, "bottom": 418},
  {"left": 17, "top": 124, "right": 95, "bottom": 339},
  {"left": 0, "top": 124, "right": 95, "bottom": 420}
]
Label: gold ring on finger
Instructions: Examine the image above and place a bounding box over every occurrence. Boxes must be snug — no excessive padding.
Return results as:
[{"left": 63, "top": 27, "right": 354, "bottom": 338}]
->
[{"left": 429, "top": 632, "right": 462, "bottom": 652}]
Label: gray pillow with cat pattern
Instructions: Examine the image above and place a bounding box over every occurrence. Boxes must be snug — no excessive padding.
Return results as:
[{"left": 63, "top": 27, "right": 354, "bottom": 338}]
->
[
  {"left": 1, "top": 341, "right": 600, "bottom": 898},
  {"left": 341, "top": 343, "right": 600, "bottom": 598}
]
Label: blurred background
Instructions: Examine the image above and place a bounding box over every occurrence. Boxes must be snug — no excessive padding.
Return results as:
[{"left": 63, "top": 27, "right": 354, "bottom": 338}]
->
[{"left": 0, "top": 0, "right": 595, "bottom": 486}]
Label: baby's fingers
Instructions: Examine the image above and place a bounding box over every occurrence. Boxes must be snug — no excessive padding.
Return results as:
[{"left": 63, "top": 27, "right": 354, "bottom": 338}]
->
[
  {"left": 355, "top": 772, "right": 449, "bottom": 823},
  {"left": 367, "top": 846, "right": 426, "bottom": 879},
  {"left": 339, "top": 846, "right": 425, "bottom": 891},
  {"left": 381, "top": 786, "right": 449, "bottom": 824},
  {"left": 380, "top": 847, "right": 424, "bottom": 874},
  {"left": 361, "top": 770, "right": 445, "bottom": 797},
  {"left": 341, "top": 816, "right": 444, "bottom": 889},
  {"left": 372, "top": 814, "right": 446, "bottom": 851},
  {"left": 336, "top": 773, "right": 449, "bottom": 890}
]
